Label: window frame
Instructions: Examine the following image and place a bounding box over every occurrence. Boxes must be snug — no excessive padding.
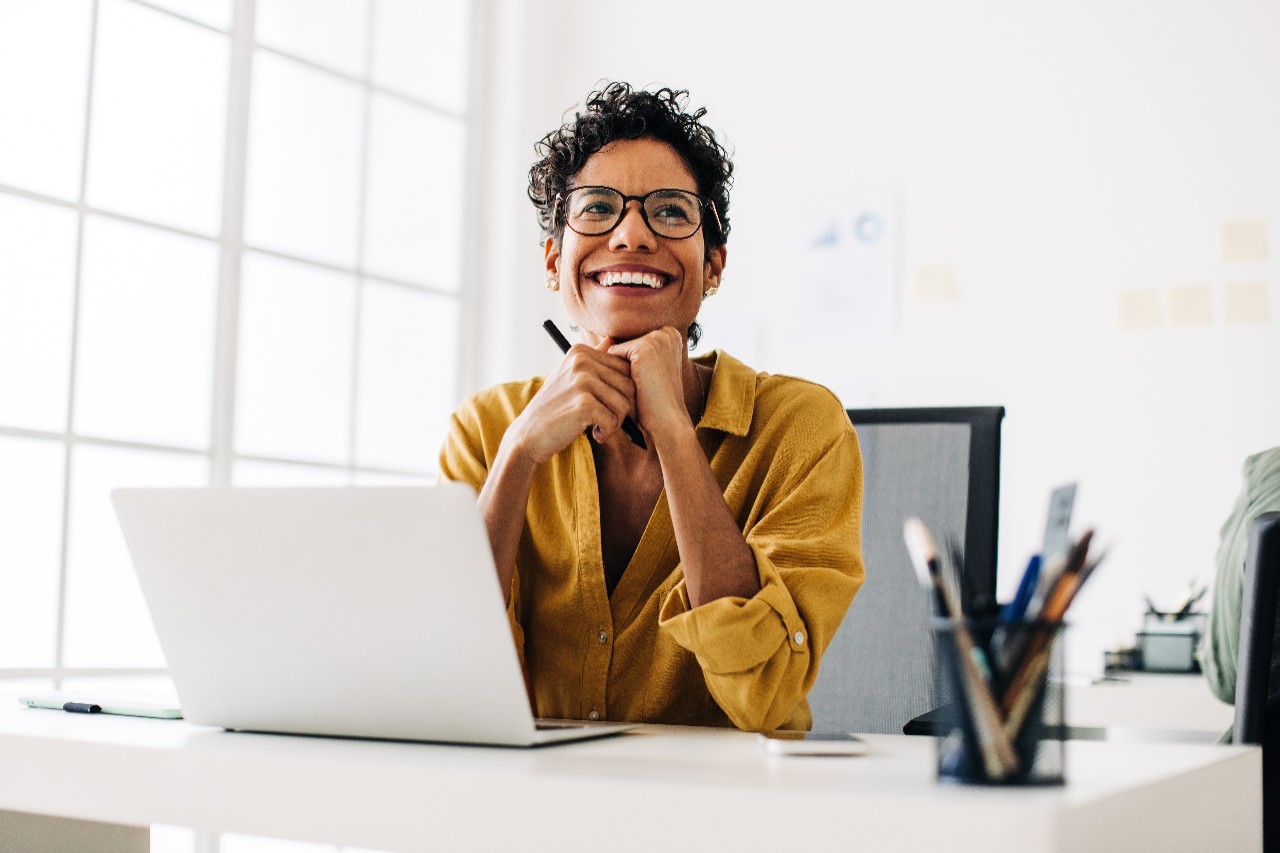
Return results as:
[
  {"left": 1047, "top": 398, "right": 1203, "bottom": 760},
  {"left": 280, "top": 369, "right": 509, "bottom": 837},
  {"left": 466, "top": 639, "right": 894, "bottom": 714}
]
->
[{"left": 0, "top": 0, "right": 476, "bottom": 684}]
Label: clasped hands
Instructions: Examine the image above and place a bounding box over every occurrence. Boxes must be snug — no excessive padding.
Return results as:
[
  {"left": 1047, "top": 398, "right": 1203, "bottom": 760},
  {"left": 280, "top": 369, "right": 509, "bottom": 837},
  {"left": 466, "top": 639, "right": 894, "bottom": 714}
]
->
[{"left": 511, "top": 327, "right": 692, "bottom": 465}]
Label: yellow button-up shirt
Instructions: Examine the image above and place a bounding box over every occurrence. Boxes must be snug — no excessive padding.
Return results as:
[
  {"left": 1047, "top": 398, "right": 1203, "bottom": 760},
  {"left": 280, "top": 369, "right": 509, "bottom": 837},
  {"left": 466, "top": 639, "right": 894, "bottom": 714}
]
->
[{"left": 440, "top": 350, "right": 864, "bottom": 731}]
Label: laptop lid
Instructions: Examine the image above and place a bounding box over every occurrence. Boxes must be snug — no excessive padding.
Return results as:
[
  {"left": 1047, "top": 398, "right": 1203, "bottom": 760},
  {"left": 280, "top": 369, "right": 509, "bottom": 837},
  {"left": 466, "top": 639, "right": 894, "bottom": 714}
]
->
[{"left": 112, "top": 484, "right": 629, "bottom": 747}]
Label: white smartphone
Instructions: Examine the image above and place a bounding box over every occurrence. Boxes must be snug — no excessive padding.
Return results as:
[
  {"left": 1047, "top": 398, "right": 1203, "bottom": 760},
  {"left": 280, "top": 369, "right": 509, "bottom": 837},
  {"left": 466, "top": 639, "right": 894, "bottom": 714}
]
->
[{"left": 757, "top": 731, "right": 869, "bottom": 756}]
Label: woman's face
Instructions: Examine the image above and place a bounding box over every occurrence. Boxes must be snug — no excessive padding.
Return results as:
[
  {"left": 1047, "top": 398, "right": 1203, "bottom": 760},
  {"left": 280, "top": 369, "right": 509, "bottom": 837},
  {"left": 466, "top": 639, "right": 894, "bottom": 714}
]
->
[{"left": 544, "top": 137, "right": 726, "bottom": 346}]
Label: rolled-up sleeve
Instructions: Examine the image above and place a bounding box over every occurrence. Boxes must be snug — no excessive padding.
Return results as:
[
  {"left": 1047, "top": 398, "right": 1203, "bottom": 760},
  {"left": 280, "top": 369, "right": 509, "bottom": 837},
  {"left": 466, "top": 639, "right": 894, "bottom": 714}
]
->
[{"left": 658, "top": 408, "right": 864, "bottom": 732}]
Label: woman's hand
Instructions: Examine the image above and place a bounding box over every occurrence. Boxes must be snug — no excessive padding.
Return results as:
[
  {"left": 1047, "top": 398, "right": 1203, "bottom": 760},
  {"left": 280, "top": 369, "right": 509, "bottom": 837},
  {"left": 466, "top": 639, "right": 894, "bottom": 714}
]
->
[
  {"left": 610, "top": 327, "right": 760, "bottom": 607},
  {"left": 477, "top": 337, "right": 636, "bottom": 604},
  {"left": 507, "top": 338, "right": 637, "bottom": 464},
  {"left": 607, "top": 327, "right": 690, "bottom": 446}
]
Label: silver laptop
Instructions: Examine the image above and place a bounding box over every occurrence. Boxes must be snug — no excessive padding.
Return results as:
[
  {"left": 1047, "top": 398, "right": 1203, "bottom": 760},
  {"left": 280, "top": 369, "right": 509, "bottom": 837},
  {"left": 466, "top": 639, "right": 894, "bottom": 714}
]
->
[{"left": 112, "top": 483, "right": 634, "bottom": 747}]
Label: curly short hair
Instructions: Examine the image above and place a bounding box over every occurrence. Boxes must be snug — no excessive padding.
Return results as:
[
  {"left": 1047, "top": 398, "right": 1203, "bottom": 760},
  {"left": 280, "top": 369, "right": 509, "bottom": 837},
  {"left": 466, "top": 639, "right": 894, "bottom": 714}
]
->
[
  {"left": 529, "top": 82, "right": 733, "bottom": 251},
  {"left": 528, "top": 83, "right": 733, "bottom": 348}
]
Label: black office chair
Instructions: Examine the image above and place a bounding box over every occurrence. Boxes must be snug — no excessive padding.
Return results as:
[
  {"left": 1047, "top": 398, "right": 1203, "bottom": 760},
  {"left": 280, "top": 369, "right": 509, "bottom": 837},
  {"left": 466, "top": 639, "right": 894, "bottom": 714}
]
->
[
  {"left": 807, "top": 407, "right": 1004, "bottom": 734},
  {"left": 1234, "top": 511, "right": 1280, "bottom": 852}
]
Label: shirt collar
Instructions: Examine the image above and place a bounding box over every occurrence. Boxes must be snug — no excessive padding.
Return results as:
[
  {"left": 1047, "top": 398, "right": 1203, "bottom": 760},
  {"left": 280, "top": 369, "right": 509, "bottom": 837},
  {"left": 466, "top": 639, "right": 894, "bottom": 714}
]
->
[{"left": 694, "top": 349, "right": 755, "bottom": 437}]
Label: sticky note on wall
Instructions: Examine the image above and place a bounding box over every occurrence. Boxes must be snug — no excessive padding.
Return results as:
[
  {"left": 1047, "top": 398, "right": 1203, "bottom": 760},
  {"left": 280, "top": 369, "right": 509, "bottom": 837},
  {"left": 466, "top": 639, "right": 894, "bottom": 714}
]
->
[
  {"left": 1222, "top": 220, "right": 1269, "bottom": 263},
  {"left": 1118, "top": 288, "right": 1162, "bottom": 330},
  {"left": 1169, "top": 284, "right": 1213, "bottom": 328},
  {"left": 915, "top": 264, "right": 957, "bottom": 303},
  {"left": 1224, "top": 282, "right": 1270, "bottom": 325}
]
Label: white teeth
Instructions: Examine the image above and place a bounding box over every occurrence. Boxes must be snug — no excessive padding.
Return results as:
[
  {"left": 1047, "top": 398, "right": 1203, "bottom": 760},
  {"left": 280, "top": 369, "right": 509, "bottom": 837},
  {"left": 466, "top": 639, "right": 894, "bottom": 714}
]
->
[{"left": 598, "top": 271, "right": 665, "bottom": 288}]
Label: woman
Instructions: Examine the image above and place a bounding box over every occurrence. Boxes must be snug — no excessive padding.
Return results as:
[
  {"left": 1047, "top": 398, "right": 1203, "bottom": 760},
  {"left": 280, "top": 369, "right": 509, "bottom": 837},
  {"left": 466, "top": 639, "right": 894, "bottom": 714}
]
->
[
  {"left": 440, "top": 83, "right": 863, "bottom": 731},
  {"left": 1202, "top": 446, "right": 1280, "bottom": 720}
]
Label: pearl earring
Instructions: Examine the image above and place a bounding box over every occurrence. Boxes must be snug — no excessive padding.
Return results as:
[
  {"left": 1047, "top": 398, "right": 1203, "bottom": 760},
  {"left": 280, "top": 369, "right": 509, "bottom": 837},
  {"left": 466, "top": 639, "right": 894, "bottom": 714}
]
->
[{"left": 546, "top": 276, "right": 558, "bottom": 291}]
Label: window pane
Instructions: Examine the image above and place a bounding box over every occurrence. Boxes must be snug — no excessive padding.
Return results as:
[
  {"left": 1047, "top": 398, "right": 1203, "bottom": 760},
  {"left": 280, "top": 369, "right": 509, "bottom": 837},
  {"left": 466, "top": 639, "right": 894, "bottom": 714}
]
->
[
  {"left": 255, "top": 0, "right": 369, "bottom": 78},
  {"left": 0, "top": 436, "right": 64, "bottom": 668},
  {"left": 86, "top": 0, "right": 229, "bottom": 236},
  {"left": 244, "top": 52, "right": 363, "bottom": 268},
  {"left": 74, "top": 216, "right": 218, "bottom": 448},
  {"left": 0, "top": 195, "right": 78, "bottom": 432},
  {"left": 232, "top": 460, "right": 350, "bottom": 486},
  {"left": 144, "top": 0, "right": 232, "bottom": 30},
  {"left": 355, "top": 283, "right": 457, "bottom": 472},
  {"left": 236, "top": 252, "right": 355, "bottom": 464},
  {"left": 371, "top": 0, "right": 470, "bottom": 112},
  {"left": 364, "top": 96, "right": 464, "bottom": 290},
  {"left": 0, "top": 0, "right": 92, "bottom": 200},
  {"left": 149, "top": 824, "right": 197, "bottom": 853},
  {"left": 63, "top": 444, "right": 208, "bottom": 668}
]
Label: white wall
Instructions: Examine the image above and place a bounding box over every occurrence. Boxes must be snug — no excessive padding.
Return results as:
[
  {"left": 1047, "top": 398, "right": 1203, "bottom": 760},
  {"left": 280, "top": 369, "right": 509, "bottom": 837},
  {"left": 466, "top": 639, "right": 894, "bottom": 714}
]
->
[{"left": 473, "top": 0, "right": 1280, "bottom": 676}]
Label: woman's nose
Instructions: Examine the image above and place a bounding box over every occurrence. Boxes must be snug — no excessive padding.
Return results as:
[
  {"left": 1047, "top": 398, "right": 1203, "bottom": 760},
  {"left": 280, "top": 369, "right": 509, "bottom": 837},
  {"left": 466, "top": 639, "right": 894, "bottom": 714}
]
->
[{"left": 608, "top": 200, "right": 657, "bottom": 251}]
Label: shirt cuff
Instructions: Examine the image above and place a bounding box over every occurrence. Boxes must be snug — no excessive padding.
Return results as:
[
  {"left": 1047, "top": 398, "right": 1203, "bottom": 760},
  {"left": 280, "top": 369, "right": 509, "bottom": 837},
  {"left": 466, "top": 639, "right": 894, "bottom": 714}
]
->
[{"left": 657, "top": 545, "right": 809, "bottom": 674}]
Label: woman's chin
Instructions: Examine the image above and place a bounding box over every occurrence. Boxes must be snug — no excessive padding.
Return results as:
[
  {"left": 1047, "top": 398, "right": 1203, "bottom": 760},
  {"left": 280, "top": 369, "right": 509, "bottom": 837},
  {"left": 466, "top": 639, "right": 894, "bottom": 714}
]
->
[{"left": 585, "top": 321, "right": 656, "bottom": 344}]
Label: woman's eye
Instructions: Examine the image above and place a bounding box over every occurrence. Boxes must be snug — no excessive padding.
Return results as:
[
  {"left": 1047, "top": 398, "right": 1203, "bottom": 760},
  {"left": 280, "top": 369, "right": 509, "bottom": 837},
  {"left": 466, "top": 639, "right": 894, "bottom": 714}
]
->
[
  {"left": 654, "top": 204, "right": 693, "bottom": 222},
  {"left": 578, "top": 201, "right": 617, "bottom": 219}
]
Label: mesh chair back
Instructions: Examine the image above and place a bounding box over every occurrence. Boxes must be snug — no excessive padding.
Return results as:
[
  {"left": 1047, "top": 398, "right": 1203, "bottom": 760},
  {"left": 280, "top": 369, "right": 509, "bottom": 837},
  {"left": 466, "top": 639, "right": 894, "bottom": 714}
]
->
[{"left": 808, "top": 407, "right": 1003, "bottom": 734}]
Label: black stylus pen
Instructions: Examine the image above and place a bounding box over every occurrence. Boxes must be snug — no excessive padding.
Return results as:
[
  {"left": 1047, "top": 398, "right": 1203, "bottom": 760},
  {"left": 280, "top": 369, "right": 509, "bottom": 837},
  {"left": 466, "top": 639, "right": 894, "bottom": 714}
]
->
[{"left": 542, "top": 319, "right": 647, "bottom": 450}]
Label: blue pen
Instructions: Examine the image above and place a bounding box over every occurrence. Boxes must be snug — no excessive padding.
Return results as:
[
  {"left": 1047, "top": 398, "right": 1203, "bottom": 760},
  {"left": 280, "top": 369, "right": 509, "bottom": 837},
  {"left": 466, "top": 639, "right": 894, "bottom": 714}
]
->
[
  {"left": 991, "top": 554, "right": 1044, "bottom": 673},
  {"left": 1001, "top": 554, "right": 1042, "bottom": 623}
]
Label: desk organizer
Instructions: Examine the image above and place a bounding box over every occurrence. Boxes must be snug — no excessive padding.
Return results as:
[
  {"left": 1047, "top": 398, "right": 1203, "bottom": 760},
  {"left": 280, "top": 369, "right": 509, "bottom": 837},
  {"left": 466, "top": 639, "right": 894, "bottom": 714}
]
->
[
  {"left": 1137, "top": 612, "right": 1206, "bottom": 673},
  {"left": 933, "top": 618, "right": 1065, "bottom": 786}
]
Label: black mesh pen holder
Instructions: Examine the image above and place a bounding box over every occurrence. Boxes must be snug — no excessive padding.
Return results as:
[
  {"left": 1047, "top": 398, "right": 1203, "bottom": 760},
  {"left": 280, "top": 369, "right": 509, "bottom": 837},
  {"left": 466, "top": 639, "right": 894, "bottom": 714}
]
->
[{"left": 933, "top": 618, "right": 1065, "bottom": 786}]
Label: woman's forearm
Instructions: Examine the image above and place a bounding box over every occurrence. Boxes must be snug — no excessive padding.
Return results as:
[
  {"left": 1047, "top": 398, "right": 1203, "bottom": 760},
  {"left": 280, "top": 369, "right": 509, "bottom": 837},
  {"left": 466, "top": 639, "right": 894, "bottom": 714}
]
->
[
  {"left": 476, "top": 433, "right": 539, "bottom": 605},
  {"left": 652, "top": 423, "right": 758, "bottom": 608}
]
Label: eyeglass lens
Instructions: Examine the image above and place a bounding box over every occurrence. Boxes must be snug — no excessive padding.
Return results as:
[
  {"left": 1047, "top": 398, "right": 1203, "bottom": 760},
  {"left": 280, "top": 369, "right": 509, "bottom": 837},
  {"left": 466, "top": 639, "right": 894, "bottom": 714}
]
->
[{"left": 563, "top": 187, "right": 703, "bottom": 239}]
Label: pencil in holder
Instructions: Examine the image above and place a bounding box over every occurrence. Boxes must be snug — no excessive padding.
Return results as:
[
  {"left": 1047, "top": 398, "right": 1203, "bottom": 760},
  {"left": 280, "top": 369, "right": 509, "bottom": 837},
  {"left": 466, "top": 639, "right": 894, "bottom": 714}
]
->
[{"left": 932, "top": 618, "right": 1065, "bottom": 786}]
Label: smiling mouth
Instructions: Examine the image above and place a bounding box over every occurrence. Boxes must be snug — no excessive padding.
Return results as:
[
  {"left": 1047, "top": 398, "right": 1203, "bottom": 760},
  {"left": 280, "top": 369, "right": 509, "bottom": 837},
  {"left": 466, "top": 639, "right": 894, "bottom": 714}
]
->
[{"left": 593, "top": 271, "right": 669, "bottom": 289}]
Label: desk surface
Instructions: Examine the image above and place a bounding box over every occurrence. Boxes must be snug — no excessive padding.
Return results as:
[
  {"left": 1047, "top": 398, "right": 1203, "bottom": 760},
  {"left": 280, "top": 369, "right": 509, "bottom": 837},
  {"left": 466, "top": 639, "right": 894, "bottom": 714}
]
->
[
  {"left": 1067, "top": 672, "right": 1235, "bottom": 733},
  {"left": 0, "top": 694, "right": 1260, "bottom": 853}
]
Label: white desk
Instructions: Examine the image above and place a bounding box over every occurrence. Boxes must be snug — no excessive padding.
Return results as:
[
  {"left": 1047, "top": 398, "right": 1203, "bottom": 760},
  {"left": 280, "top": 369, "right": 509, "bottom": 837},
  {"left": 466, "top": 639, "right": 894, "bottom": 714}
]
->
[
  {"left": 0, "top": 697, "right": 1261, "bottom": 853},
  {"left": 1068, "top": 672, "right": 1235, "bottom": 733}
]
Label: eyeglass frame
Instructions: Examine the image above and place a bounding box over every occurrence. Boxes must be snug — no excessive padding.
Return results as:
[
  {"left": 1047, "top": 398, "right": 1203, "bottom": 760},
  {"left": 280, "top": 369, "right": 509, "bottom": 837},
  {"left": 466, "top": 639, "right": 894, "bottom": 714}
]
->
[{"left": 552, "top": 185, "right": 724, "bottom": 243}]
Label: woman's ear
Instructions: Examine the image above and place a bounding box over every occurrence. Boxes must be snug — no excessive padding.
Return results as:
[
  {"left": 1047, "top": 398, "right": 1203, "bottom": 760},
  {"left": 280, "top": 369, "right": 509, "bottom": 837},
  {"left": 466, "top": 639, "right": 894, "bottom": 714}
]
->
[
  {"left": 703, "top": 244, "right": 727, "bottom": 294},
  {"left": 544, "top": 237, "right": 561, "bottom": 291}
]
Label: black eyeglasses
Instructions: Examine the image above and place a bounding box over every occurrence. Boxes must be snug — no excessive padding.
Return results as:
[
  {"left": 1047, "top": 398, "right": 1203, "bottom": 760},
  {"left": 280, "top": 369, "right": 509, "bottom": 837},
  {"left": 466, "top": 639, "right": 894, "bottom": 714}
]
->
[{"left": 554, "top": 186, "right": 722, "bottom": 241}]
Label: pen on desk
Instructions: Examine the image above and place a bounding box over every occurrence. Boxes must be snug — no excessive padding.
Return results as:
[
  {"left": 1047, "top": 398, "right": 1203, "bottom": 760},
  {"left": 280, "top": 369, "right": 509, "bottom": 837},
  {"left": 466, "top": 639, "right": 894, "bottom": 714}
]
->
[
  {"left": 62, "top": 702, "right": 101, "bottom": 714},
  {"left": 904, "top": 518, "right": 1019, "bottom": 780},
  {"left": 542, "top": 319, "right": 647, "bottom": 450}
]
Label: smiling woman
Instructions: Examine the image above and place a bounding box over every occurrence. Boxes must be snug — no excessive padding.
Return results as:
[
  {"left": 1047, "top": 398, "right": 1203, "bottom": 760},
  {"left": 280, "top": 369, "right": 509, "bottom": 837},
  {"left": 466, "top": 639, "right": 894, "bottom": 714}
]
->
[{"left": 438, "top": 82, "right": 865, "bottom": 732}]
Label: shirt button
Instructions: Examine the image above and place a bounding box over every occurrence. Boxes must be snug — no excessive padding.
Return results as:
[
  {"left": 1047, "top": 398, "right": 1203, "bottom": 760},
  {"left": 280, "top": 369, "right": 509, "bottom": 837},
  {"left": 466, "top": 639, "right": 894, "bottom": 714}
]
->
[
  {"left": 794, "top": 631, "right": 805, "bottom": 645},
  {"left": 597, "top": 630, "right": 608, "bottom": 644},
  {"left": 588, "top": 710, "right": 601, "bottom": 721}
]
